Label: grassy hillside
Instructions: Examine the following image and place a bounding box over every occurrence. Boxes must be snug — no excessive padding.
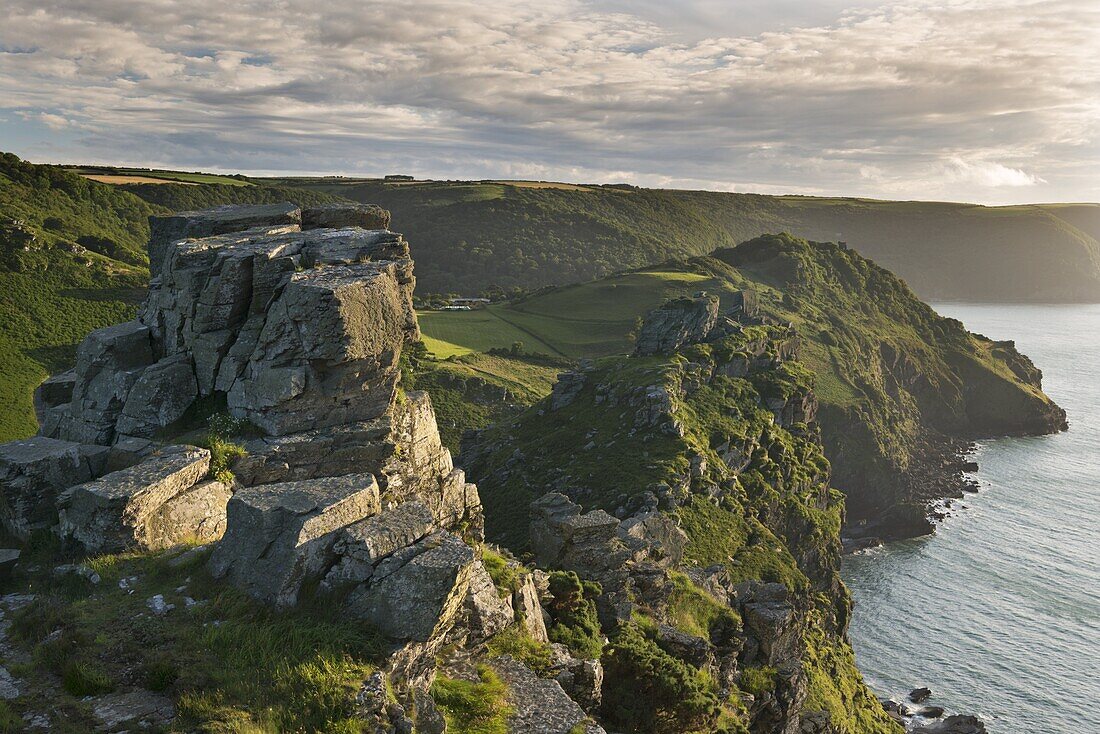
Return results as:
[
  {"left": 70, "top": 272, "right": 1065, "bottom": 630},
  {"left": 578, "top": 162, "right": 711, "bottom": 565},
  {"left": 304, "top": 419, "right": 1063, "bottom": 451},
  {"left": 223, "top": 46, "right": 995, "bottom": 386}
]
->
[
  {"left": 288, "top": 179, "right": 1100, "bottom": 302},
  {"left": 422, "top": 234, "right": 1065, "bottom": 538},
  {"left": 461, "top": 311, "right": 899, "bottom": 733}
]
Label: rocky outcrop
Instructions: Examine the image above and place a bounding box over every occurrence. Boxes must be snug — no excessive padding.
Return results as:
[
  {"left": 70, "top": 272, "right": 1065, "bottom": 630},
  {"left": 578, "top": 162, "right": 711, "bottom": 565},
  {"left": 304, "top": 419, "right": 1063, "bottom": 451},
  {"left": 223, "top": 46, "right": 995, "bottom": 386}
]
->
[
  {"left": 493, "top": 656, "right": 606, "bottom": 734},
  {"left": 346, "top": 531, "right": 478, "bottom": 642},
  {"left": 147, "top": 201, "right": 300, "bottom": 277},
  {"left": 208, "top": 473, "right": 382, "bottom": 606},
  {"left": 0, "top": 437, "right": 107, "bottom": 538},
  {"left": 2, "top": 203, "right": 638, "bottom": 731}
]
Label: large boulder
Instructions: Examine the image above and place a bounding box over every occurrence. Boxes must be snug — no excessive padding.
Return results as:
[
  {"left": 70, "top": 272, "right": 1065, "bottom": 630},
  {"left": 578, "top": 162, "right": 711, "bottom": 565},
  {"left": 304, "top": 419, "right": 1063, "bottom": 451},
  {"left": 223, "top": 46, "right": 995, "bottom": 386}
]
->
[
  {"left": 529, "top": 493, "right": 629, "bottom": 577},
  {"left": 225, "top": 260, "right": 411, "bottom": 434},
  {"left": 33, "top": 370, "right": 76, "bottom": 436},
  {"left": 232, "top": 392, "right": 482, "bottom": 535},
  {"left": 515, "top": 573, "right": 550, "bottom": 644},
  {"left": 346, "top": 531, "right": 477, "bottom": 642},
  {"left": 57, "top": 445, "right": 213, "bottom": 553},
  {"left": 60, "top": 321, "right": 155, "bottom": 445},
  {"left": 0, "top": 437, "right": 108, "bottom": 538},
  {"left": 462, "top": 561, "right": 514, "bottom": 641},
  {"left": 147, "top": 201, "right": 301, "bottom": 276},
  {"left": 146, "top": 479, "right": 232, "bottom": 547},
  {"left": 492, "top": 656, "right": 606, "bottom": 734},
  {"left": 208, "top": 474, "right": 381, "bottom": 606}
]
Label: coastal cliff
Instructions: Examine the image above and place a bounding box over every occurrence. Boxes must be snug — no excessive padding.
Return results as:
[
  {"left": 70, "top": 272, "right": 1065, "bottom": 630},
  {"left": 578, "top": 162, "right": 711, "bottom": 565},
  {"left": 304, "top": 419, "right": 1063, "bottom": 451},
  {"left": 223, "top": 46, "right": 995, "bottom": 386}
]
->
[{"left": 0, "top": 208, "right": 1045, "bottom": 732}]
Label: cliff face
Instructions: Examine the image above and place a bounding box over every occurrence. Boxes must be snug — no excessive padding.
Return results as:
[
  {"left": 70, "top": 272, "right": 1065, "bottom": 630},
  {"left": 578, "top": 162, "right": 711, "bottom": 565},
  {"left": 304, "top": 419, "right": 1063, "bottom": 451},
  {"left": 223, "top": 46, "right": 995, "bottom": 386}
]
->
[
  {"left": 463, "top": 298, "right": 900, "bottom": 733},
  {"left": 705, "top": 235, "right": 1068, "bottom": 541}
]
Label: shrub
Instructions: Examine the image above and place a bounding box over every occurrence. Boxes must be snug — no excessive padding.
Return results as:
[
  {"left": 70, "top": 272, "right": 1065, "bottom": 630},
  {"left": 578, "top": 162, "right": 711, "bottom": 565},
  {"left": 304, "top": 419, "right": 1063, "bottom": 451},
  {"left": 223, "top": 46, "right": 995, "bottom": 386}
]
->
[
  {"left": 145, "top": 659, "right": 180, "bottom": 691},
  {"left": 739, "top": 666, "right": 777, "bottom": 696},
  {"left": 486, "top": 625, "right": 552, "bottom": 674},
  {"left": 601, "top": 623, "right": 720, "bottom": 734},
  {"left": 546, "top": 571, "right": 604, "bottom": 659}
]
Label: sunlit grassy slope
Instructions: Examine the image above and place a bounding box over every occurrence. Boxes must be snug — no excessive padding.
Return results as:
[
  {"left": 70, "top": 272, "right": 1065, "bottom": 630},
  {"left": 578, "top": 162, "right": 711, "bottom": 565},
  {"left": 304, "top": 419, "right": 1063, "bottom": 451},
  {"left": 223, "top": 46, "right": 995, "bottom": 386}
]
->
[{"left": 419, "top": 271, "right": 720, "bottom": 359}]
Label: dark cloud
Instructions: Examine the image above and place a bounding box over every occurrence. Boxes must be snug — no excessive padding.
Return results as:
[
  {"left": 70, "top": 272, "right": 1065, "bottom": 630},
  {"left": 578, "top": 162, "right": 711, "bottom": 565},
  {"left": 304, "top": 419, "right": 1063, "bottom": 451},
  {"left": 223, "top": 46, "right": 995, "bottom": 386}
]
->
[{"left": 1, "top": 0, "right": 1096, "bottom": 203}]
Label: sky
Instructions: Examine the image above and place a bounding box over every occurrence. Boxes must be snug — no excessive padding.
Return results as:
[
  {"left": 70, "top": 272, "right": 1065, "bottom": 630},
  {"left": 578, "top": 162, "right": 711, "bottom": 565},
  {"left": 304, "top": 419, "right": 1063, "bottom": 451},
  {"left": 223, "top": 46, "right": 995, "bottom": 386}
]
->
[{"left": 1, "top": 0, "right": 1098, "bottom": 204}]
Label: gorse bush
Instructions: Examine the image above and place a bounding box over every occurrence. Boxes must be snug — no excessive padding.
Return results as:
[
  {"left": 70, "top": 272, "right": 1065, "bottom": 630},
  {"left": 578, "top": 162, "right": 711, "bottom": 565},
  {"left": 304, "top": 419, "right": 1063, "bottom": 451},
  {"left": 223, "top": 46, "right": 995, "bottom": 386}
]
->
[
  {"left": 546, "top": 571, "right": 604, "bottom": 659},
  {"left": 601, "top": 622, "right": 720, "bottom": 734}
]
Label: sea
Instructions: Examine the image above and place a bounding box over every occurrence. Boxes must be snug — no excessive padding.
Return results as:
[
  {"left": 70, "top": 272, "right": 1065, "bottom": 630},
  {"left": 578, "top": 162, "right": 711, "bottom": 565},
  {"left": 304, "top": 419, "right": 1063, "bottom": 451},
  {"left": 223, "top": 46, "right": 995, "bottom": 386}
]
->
[{"left": 842, "top": 303, "right": 1100, "bottom": 733}]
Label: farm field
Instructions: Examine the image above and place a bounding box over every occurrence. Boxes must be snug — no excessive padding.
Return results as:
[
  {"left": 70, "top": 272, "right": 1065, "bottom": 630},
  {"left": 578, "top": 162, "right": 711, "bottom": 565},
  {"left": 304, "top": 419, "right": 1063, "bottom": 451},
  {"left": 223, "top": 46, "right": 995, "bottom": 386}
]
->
[
  {"left": 417, "top": 269, "right": 745, "bottom": 359},
  {"left": 68, "top": 167, "right": 253, "bottom": 187}
]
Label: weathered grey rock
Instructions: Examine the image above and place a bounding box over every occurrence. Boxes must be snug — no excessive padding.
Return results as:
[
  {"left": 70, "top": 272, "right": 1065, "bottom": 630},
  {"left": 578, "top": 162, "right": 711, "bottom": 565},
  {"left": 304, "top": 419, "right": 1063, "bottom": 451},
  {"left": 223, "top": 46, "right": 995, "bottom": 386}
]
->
[
  {"left": 356, "top": 670, "right": 414, "bottom": 733},
  {"left": 0, "top": 437, "right": 108, "bottom": 538},
  {"left": 91, "top": 689, "right": 176, "bottom": 731},
  {"left": 148, "top": 479, "right": 231, "bottom": 546},
  {"left": 0, "top": 665, "right": 19, "bottom": 700},
  {"left": 346, "top": 531, "right": 476, "bottom": 642},
  {"left": 57, "top": 445, "right": 210, "bottom": 553},
  {"left": 116, "top": 353, "right": 199, "bottom": 437},
  {"left": 547, "top": 644, "right": 604, "bottom": 713},
  {"left": 463, "top": 560, "right": 514, "bottom": 641},
  {"left": 911, "top": 715, "right": 987, "bottom": 734},
  {"left": 61, "top": 320, "right": 155, "bottom": 444},
  {"left": 493, "top": 656, "right": 605, "bottom": 734},
  {"left": 105, "top": 436, "right": 156, "bottom": 472},
  {"left": 209, "top": 473, "right": 381, "bottom": 606},
  {"left": 550, "top": 371, "right": 586, "bottom": 411},
  {"left": 33, "top": 369, "right": 76, "bottom": 433},
  {"left": 514, "top": 573, "right": 550, "bottom": 644},
  {"left": 634, "top": 295, "right": 720, "bottom": 356},
  {"left": 742, "top": 598, "right": 801, "bottom": 667},
  {"left": 226, "top": 261, "right": 410, "bottom": 435},
  {"left": 323, "top": 500, "right": 435, "bottom": 588},
  {"left": 617, "top": 512, "right": 688, "bottom": 568},
  {"left": 530, "top": 493, "right": 629, "bottom": 577},
  {"left": 232, "top": 392, "right": 481, "bottom": 535},
  {"left": 302, "top": 203, "right": 390, "bottom": 231},
  {"left": 148, "top": 201, "right": 301, "bottom": 276},
  {"left": 656, "top": 624, "right": 715, "bottom": 669}
]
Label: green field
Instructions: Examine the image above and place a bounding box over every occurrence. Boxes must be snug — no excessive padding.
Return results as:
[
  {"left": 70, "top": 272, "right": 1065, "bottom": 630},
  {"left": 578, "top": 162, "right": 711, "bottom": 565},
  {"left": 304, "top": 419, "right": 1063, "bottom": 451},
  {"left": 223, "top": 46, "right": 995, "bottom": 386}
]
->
[{"left": 419, "top": 271, "right": 730, "bottom": 359}]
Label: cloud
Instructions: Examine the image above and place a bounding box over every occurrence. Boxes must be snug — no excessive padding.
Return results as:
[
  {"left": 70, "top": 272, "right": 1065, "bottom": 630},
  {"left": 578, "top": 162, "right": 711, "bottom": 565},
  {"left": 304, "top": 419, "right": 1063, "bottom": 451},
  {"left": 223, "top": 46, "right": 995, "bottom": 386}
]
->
[
  {"left": 943, "top": 157, "right": 1045, "bottom": 188},
  {"left": 1, "top": 0, "right": 1097, "bottom": 203}
]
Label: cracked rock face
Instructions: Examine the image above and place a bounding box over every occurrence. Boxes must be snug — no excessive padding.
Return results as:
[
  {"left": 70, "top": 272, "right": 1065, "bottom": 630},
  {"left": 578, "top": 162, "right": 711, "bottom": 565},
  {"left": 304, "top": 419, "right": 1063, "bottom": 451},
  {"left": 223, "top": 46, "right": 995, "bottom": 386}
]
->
[
  {"left": 633, "top": 295, "right": 720, "bottom": 356},
  {"left": 57, "top": 445, "right": 214, "bottom": 553},
  {"left": 0, "top": 437, "right": 108, "bottom": 539},
  {"left": 3, "top": 203, "right": 499, "bottom": 715},
  {"left": 208, "top": 473, "right": 382, "bottom": 606}
]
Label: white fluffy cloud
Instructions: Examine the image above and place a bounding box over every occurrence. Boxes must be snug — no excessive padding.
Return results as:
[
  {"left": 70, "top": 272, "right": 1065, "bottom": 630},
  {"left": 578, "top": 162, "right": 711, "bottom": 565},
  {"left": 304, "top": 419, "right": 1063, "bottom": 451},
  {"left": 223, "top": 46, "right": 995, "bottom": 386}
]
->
[{"left": 1, "top": 0, "right": 1097, "bottom": 203}]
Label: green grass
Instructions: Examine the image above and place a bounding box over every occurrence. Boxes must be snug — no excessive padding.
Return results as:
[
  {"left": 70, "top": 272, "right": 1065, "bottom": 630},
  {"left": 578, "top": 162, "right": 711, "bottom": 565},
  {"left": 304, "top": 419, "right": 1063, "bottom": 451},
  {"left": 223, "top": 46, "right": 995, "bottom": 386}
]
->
[
  {"left": 418, "top": 270, "right": 738, "bottom": 359},
  {"left": 431, "top": 666, "right": 513, "bottom": 734},
  {"left": 0, "top": 269, "right": 144, "bottom": 440},
  {"left": 664, "top": 572, "right": 741, "bottom": 640},
  {"left": 4, "top": 546, "right": 386, "bottom": 733}
]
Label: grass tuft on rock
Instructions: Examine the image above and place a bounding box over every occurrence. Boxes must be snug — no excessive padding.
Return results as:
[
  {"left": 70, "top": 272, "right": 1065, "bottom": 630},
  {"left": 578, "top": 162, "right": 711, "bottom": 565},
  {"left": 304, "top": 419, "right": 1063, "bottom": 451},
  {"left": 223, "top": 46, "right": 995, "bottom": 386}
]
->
[{"left": 431, "top": 665, "right": 514, "bottom": 734}]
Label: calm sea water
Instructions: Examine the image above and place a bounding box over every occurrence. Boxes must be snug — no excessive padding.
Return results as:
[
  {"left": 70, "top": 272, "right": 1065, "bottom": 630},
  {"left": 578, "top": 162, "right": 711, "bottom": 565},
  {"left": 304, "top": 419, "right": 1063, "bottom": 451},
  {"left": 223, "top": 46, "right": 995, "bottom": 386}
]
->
[{"left": 842, "top": 303, "right": 1100, "bottom": 733}]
